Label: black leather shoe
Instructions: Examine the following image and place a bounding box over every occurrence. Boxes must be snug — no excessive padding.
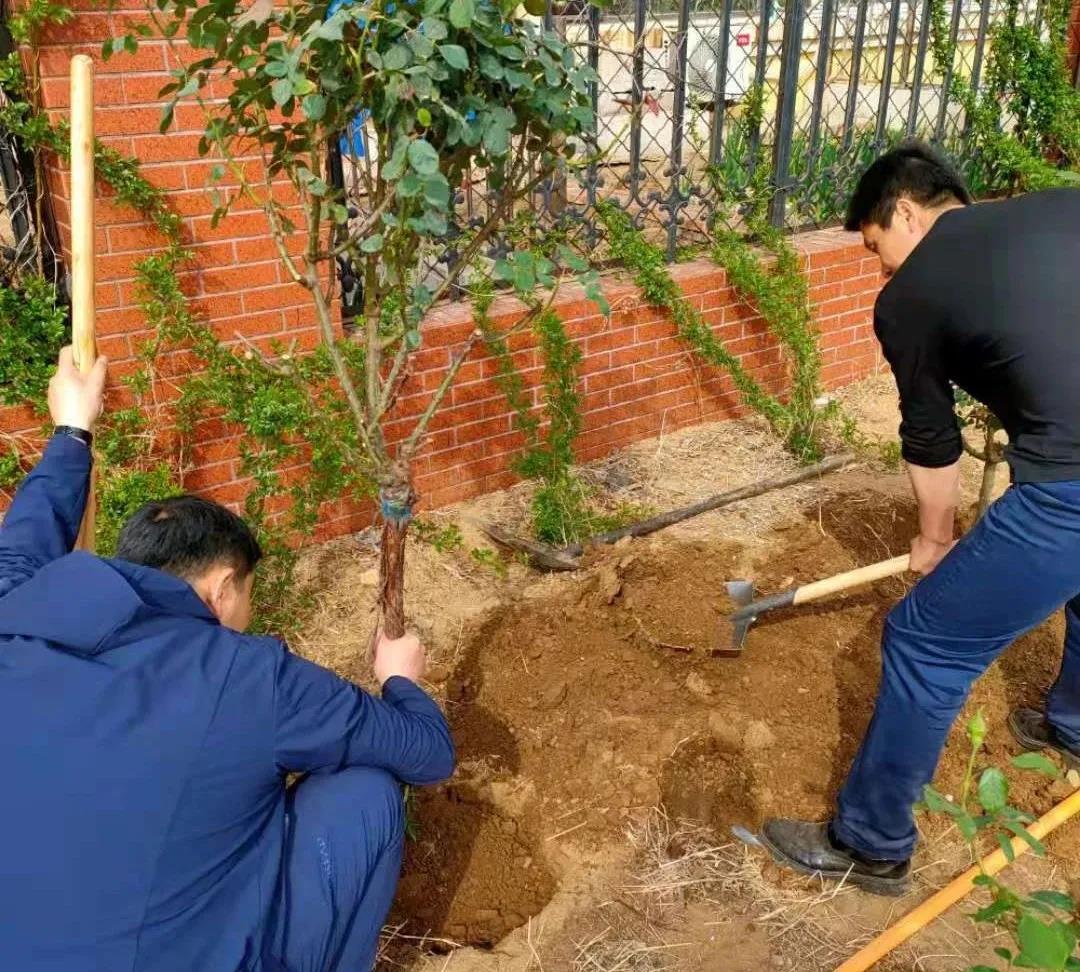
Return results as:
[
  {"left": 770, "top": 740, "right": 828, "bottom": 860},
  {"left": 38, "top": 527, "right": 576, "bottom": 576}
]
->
[
  {"left": 1008, "top": 707, "right": 1080, "bottom": 770},
  {"left": 759, "top": 819, "right": 911, "bottom": 897}
]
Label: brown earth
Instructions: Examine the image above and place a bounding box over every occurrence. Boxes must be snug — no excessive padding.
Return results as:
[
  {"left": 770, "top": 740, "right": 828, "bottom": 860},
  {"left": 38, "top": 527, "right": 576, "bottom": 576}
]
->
[
  {"left": 372, "top": 483, "right": 1078, "bottom": 968},
  {"left": 289, "top": 399, "right": 1078, "bottom": 971}
]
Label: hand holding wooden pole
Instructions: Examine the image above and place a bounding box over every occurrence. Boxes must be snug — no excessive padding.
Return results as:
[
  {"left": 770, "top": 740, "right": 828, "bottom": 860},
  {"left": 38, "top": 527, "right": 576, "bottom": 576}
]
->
[{"left": 70, "top": 53, "right": 97, "bottom": 552}]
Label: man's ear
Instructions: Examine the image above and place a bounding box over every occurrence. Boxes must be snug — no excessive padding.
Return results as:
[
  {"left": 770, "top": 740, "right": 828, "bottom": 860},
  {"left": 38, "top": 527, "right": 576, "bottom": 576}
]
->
[
  {"left": 203, "top": 564, "right": 238, "bottom": 620},
  {"left": 894, "top": 196, "right": 918, "bottom": 228}
]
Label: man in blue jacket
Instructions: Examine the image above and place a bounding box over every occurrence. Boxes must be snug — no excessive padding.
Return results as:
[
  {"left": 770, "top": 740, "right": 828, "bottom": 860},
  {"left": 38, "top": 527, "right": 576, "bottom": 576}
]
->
[{"left": 0, "top": 348, "right": 455, "bottom": 971}]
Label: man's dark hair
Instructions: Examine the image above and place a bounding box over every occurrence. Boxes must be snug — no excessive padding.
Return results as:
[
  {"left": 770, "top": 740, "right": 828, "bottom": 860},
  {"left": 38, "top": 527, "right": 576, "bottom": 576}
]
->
[
  {"left": 845, "top": 140, "right": 972, "bottom": 231},
  {"left": 116, "top": 495, "right": 263, "bottom": 581}
]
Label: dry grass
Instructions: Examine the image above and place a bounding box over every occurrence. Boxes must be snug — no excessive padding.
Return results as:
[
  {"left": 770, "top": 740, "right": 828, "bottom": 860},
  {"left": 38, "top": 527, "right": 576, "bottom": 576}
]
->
[{"left": 623, "top": 809, "right": 882, "bottom": 969}]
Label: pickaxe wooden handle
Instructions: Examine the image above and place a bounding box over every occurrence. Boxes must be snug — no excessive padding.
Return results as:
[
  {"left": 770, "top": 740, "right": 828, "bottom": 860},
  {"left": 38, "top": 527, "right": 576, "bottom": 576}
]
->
[
  {"left": 723, "top": 554, "right": 912, "bottom": 655},
  {"left": 70, "top": 54, "right": 97, "bottom": 552}
]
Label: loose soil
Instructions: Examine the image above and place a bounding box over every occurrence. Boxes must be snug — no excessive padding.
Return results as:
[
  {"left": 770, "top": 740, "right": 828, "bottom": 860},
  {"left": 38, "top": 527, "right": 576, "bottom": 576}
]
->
[{"left": 290, "top": 380, "right": 1080, "bottom": 971}]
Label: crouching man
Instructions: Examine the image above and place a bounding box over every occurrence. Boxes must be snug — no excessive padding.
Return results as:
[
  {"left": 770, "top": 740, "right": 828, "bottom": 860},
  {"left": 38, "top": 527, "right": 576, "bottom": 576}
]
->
[{"left": 0, "top": 348, "right": 454, "bottom": 971}]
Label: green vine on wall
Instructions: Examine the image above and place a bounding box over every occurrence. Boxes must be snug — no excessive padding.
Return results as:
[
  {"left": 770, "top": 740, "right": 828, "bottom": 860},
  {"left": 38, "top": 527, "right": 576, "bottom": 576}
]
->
[{"left": 598, "top": 200, "right": 829, "bottom": 463}]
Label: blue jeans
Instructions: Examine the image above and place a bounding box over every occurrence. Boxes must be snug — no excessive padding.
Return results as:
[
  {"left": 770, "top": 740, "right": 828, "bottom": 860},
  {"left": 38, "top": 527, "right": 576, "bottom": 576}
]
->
[
  {"left": 833, "top": 480, "right": 1080, "bottom": 861},
  {"left": 266, "top": 768, "right": 405, "bottom": 972}
]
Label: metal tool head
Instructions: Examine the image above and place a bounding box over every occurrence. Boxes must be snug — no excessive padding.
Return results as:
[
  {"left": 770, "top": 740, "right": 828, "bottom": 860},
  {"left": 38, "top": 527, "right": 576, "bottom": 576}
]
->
[{"left": 716, "top": 579, "right": 756, "bottom": 656}]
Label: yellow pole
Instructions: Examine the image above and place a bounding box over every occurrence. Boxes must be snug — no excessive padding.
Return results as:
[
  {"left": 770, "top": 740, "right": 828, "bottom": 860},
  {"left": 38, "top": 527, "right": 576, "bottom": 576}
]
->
[
  {"left": 835, "top": 787, "right": 1080, "bottom": 972},
  {"left": 70, "top": 54, "right": 97, "bottom": 552}
]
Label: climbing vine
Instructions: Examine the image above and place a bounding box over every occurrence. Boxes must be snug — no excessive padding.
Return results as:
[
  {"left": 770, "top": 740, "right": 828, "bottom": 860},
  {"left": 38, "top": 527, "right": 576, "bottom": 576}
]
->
[
  {"left": 472, "top": 241, "right": 618, "bottom": 546},
  {"left": 598, "top": 199, "right": 828, "bottom": 464}
]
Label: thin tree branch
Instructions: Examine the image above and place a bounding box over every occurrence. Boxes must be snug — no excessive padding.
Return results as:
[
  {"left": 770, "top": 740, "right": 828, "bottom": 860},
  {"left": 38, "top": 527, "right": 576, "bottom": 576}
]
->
[{"left": 400, "top": 330, "right": 482, "bottom": 461}]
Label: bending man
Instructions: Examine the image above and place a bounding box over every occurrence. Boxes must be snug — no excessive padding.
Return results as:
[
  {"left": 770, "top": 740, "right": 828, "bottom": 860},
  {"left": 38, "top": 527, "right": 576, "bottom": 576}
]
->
[{"left": 761, "top": 143, "right": 1080, "bottom": 896}]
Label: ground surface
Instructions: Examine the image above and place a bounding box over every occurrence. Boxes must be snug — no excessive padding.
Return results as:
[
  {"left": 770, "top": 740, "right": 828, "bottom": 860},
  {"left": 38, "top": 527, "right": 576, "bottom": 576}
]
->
[{"left": 290, "top": 375, "right": 1079, "bottom": 972}]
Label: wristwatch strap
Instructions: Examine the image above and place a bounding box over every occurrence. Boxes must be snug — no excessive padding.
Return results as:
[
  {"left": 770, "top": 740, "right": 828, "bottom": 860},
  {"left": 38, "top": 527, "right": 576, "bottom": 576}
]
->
[{"left": 53, "top": 425, "right": 93, "bottom": 448}]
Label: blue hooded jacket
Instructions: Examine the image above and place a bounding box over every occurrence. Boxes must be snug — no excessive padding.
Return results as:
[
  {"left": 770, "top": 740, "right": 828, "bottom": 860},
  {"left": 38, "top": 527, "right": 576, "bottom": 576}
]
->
[{"left": 0, "top": 436, "right": 455, "bottom": 971}]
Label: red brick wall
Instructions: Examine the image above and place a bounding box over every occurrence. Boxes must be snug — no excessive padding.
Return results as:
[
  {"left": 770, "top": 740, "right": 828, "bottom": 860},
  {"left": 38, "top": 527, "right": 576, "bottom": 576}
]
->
[{"left": 3, "top": 11, "right": 886, "bottom": 541}]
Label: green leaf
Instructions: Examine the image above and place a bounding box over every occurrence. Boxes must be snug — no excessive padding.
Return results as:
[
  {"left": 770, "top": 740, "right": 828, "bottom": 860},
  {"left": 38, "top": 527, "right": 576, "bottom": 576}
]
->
[
  {"left": 1012, "top": 752, "right": 1062, "bottom": 778},
  {"left": 1030, "top": 891, "right": 1076, "bottom": 913},
  {"left": 265, "top": 61, "right": 289, "bottom": 78},
  {"left": 383, "top": 141, "right": 409, "bottom": 181},
  {"left": 397, "top": 172, "right": 424, "bottom": 197},
  {"left": 383, "top": 44, "right": 410, "bottom": 71},
  {"left": 420, "top": 17, "right": 448, "bottom": 41},
  {"left": 968, "top": 710, "right": 988, "bottom": 749},
  {"left": 1003, "top": 819, "right": 1046, "bottom": 857},
  {"left": 1017, "top": 915, "right": 1073, "bottom": 969},
  {"left": 978, "top": 768, "right": 1009, "bottom": 814},
  {"left": 417, "top": 107, "right": 433, "bottom": 127},
  {"left": 440, "top": 44, "right": 469, "bottom": 70},
  {"left": 302, "top": 93, "right": 326, "bottom": 121},
  {"left": 967, "top": 966, "right": 1000, "bottom": 972},
  {"left": 995, "top": 947, "right": 1014, "bottom": 962},
  {"left": 316, "top": 15, "right": 345, "bottom": 41},
  {"left": 973, "top": 897, "right": 1013, "bottom": 923},
  {"left": 478, "top": 53, "right": 503, "bottom": 80},
  {"left": 923, "top": 786, "right": 962, "bottom": 817},
  {"left": 407, "top": 138, "right": 440, "bottom": 175},
  {"left": 423, "top": 174, "right": 450, "bottom": 209},
  {"left": 360, "top": 234, "right": 384, "bottom": 253},
  {"left": 271, "top": 78, "right": 293, "bottom": 106},
  {"left": 448, "top": 0, "right": 474, "bottom": 29},
  {"left": 998, "top": 831, "right": 1017, "bottom": 863},
  {"left": 159, "top": 102, "right": 175, "bottom": 134},
  {"left": 957, "top": 812, "right": 979, "bottom": 841}
]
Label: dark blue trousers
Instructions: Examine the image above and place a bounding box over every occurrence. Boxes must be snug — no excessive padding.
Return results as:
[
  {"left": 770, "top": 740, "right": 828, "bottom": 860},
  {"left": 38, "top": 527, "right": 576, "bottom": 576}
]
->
[
  {"left": 267, "top": 768, "right": 405, "bottom": 972},
  {"left": 833, "top": 480, "right": 1080, "bottom": 861}
]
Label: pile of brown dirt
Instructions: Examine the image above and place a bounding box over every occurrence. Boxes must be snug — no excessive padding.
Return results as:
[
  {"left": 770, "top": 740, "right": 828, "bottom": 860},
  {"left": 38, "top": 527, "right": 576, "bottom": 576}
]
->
[{"left": 368, "top": 486, "right": 1077, "bottom": 968}]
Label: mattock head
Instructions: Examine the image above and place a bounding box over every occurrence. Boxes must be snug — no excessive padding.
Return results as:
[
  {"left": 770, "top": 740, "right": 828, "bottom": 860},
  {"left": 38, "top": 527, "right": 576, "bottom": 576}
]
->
[{"left": 716, "top": 579, "right": 755, "bottom": 655}]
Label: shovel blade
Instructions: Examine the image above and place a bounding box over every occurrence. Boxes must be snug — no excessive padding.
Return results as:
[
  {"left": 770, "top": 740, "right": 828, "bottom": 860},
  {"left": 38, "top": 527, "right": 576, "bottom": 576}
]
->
[{"left": 717, "top": 579, "right": 756, "bottom": 655}]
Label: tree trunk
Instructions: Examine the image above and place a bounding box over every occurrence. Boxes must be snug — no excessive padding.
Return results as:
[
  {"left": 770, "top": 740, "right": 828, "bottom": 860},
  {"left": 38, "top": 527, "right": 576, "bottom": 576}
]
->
[
  {"left": 377, "top": 471, "right": 414, "bottom": 639},
  {"left": 977, "top": 459, "right": 1000, "bottom": 520}
]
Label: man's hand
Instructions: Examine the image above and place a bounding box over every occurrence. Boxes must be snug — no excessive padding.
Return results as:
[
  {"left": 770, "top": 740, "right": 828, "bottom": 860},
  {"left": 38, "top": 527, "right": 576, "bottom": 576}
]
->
[
  {"left": 373, "top": 629, "right": 426, "bottom": 685},
  {"left": 910, "top": 533, "right": 956, "bottom": 575},
  {"left": 48, "top": 346, "right": 107, "bottom": 432}
]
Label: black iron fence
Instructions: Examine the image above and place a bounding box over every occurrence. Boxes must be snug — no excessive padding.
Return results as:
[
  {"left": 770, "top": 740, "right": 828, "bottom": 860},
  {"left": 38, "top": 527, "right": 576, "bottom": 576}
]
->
[{"left": 526, "top": 0, "right": 1043, "bottom": 254}]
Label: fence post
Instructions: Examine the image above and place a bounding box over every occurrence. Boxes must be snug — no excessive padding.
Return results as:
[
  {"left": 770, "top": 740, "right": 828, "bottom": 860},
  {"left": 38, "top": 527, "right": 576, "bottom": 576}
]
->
[
  {"left": 769, "top": 0, "right": 806, "bottom": 227},
  {"left": 709, "top": 0, "right": 737, "bottom": 166},
  {"left": 807, "top": 0, "right": 837, "bottom": 176},
  {"left": 664, "top": 0, "right": 693, "bottom": 260},
  {"left": 747, "top": 0, "right": 773, "bottom": 174},
  {"left": 875, "top": 0, "right": 904, "bottom": 147},
  {"left": 629, "top": 0, "right": 647, "bottom": 199},
  {"left": 905, "top": 0, "right": 932, "bottom": 135},
  {"left": 933, "top": 0, "right": 964, "bottom": 142},
  {"left": 842, "top": 0, "right": 870, "bottom": 149}
]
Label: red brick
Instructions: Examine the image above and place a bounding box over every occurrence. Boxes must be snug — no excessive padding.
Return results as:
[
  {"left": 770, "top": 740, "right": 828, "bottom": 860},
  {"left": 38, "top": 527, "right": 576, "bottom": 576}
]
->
[{"left": 242, "top": 284, "right": 307, "bottom": 314}]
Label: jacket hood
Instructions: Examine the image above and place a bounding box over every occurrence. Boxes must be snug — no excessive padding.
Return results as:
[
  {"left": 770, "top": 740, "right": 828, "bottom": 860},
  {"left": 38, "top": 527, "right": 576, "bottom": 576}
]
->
[{"left": 0, "top": 553, "right": 217, "bottom": 655}]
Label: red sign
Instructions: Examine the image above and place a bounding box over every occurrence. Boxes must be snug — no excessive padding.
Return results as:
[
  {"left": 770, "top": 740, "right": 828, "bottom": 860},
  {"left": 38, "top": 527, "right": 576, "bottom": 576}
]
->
[{"left": 736, "top": 32, "right": 751, "bottom": 46}]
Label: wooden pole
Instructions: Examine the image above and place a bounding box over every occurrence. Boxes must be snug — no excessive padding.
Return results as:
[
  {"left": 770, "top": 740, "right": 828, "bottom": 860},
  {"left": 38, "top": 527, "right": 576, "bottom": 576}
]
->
[
  {"left": 835, "top": 787, "right": 1080, "bottom": 972},
  {"left": 70, "top": 53, "right": 97, "bottom": 552}
]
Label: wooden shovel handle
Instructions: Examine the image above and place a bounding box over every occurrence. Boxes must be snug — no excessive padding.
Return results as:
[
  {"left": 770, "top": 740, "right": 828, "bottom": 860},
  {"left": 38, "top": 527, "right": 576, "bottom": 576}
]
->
[
  {"left": 791, "top": 554, "right": 911, "bottom": 607},
  {"left": 70, "top": 54, "right": 97, "bottom": 552}
]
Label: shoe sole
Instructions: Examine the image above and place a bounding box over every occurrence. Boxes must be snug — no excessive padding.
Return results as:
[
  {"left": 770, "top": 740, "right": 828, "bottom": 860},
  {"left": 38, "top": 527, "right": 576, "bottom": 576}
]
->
[
  {"left": 1007, "top": 711, "right": 1080, "bottom": 770},
  {"left": 757, "top": 830, "right": 911, "bottom": 898}
]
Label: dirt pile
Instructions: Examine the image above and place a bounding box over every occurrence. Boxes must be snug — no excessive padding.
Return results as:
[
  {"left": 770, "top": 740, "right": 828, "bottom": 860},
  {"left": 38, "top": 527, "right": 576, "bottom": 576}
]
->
[{"left": 379, "top": 488, "right": 1079, "bottom": 967}]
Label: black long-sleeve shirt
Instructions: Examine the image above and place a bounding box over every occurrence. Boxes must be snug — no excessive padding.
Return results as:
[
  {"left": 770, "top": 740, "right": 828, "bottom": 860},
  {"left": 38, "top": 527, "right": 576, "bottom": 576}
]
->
[{"left": 874, "top": 188, "right": 1080, "bottom": 483}]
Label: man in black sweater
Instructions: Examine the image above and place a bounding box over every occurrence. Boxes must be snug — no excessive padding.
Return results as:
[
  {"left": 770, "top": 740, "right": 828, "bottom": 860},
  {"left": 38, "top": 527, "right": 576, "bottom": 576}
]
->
[{"left": 759, "top": 143, "right": 1080, "bottom": 895}]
